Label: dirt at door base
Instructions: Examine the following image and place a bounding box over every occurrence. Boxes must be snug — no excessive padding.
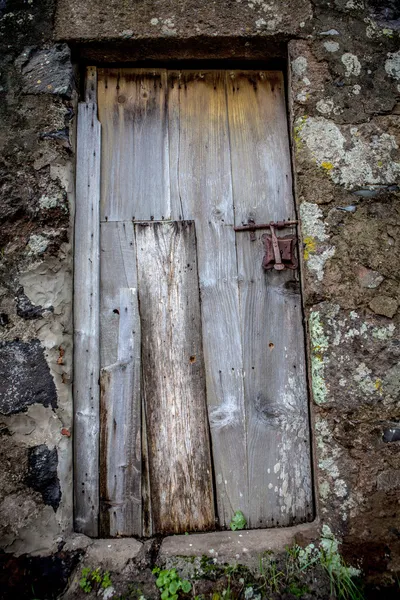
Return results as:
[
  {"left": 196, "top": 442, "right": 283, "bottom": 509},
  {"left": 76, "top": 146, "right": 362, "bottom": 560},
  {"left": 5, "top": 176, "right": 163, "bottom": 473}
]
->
[{"left": 3, "top": 525, "right": 399, "bottom": 600}]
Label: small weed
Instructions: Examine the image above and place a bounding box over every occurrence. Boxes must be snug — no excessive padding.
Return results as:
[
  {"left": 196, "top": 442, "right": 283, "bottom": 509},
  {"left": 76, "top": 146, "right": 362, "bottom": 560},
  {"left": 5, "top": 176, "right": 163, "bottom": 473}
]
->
[
  {"left": 152, "top": 567, "right": 192, "bottom": 600},
  {"left": 229, "top": 511, "right": 247, "bottom": 531},
  {"left": 79, "top": 567, "right": 113, "bottom": 594}
]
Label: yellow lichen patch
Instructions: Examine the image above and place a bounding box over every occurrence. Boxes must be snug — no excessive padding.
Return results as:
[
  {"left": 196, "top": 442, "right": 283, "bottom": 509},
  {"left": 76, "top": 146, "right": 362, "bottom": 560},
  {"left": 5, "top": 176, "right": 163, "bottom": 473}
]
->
[
  {"left": 375, "top": 378, "right": 383, "bottom": 392},
  {"left": 321, "top": 161, "right": 334, "bottom": 171},
  {"left": 377, "top": 160, "right": 383, "bottom": 168},
  {"left": 293, "top": 115, "right": 308, "bottom": 151},
  {"left": 303, "top": 236, "right": 316, "bottom": 260}
]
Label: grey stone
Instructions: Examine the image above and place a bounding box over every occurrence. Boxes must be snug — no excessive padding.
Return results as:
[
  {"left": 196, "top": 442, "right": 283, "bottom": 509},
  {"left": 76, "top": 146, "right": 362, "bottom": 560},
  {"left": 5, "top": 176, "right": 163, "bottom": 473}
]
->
[
  {"left": 0, "top": 340, "right": 58, "bottom": 415},
  {"left": 25, "top": 445, "right": 61, "bottom": 511},
  {"left": 83, "top": 538, "right": 143, "bottom": 571},
  {"left": 377, "top": 470, "right": 400, "bottom": 492},
  {"left": 63, "top": 533, "right": 94, "bottom": 553},
  {"left": 383, "top": 364, "right": 400, "bottom": 398},
  {"left": 159, "top": 524, "right": 318, "bottom": 569},
  {"left": 357, "top": 266, "right": 384, "bottom": 289},
  {"left": 18, "top": 44, "right": 74, "bottom": 97},
  {"left": 16, "top": 288, "right": 52, "bottom": 320},
  {"left": 369, "top": 295, "right": 398, "bottom": 318},
  {"left": 383, "top": 427, "right": 400, "bottom": 443}
]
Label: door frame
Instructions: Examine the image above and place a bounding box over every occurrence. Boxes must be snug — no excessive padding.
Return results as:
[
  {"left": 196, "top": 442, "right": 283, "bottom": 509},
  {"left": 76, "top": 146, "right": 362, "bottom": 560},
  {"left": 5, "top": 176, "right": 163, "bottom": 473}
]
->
[{"left": 73, "top": 65, "right": 315, "bottom": 538}]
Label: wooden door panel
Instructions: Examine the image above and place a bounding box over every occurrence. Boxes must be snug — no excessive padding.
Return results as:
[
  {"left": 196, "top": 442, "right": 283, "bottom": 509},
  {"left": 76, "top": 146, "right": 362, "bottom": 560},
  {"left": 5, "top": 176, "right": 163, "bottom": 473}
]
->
[
  {"left": 226, "top": 72, "right": 313, "bottom": 526},
  {"left": 135, "top": 221, "right": 215, "bottom": 534},
  {"left": 168, "top": 71, "right": 249, "bottom": 527},
  {"left": 100, "top": 287, "right": 142, "bottom": 537},
  {"left": 98, "top": 69, "right": 170, "bottom": 221},
  {"left": 99, "top": 221, "right": 142, "bottom": 536},
  {"left": 94, "top": 69, "right": 313, "bottom": 537}
]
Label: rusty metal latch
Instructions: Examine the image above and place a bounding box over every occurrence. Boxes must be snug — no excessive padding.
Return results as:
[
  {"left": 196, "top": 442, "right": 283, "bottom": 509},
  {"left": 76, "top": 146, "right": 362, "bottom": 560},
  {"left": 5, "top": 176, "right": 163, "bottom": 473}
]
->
[{"left": 234, "top": 220, "right": 298, "bottom": 271}]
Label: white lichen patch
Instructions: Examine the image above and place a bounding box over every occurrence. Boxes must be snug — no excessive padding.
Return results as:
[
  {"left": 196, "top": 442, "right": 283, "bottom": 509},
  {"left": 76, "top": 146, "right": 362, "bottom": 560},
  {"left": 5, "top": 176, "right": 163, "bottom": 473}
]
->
[
  {"left": 353, "top": 362, "right": 382, "bottom": 395},
  {"left": 299, "top": 203, "right": 329, "bottom": 241},
  {"left": 39, "top": 191, "right": 63, "bottom": 210},
  {"left": 27, "top": 234, "right": 49, "bottom": 255},
  {"left": 300, "top": 203, "right": 335, "bottom": 280},
  {"left": 385, "top": 50, "right": 400, "bottom": 81},
  {"left": 372, "top": 323, "right": 395, "bottom": 340},
  {"left": 297, "top": 116, "right": 400, "bottom": 190},
  {"left": 309, "top": 312, "right": 329, "bottom": 405},
  {"left": 352, "top": 84, "right": 361, "bottom": 95},
  {"left": 334, "top": 479, "right": 347, "bottom": 498},
  {"left": 323, "top": 41, "right": 339, "bottom": 52},
  {"left": 307, "top": 247, "right": 336, "bottom": 281},
  {"left": 291, "top": 56, "right": 308, "bottom": 77},
  {"left": 341, "top": 53, "right": 361, "bottom": 77},
  {"left": 316, "top": 98, "right": 334, "bottom": 115}
]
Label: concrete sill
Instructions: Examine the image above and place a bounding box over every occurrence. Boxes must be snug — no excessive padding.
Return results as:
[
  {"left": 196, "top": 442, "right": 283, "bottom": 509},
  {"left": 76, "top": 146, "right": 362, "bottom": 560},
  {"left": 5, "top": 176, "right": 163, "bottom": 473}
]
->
[{"left": 159, "top": 521, "right": 320, "bottom": 567}]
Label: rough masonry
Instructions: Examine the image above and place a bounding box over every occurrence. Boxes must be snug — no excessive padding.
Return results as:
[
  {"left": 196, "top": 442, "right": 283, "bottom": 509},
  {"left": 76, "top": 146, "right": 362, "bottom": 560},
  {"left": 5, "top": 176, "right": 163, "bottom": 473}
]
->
[{"left": 0, "top": 0, "right": 399, "bottom": 595}]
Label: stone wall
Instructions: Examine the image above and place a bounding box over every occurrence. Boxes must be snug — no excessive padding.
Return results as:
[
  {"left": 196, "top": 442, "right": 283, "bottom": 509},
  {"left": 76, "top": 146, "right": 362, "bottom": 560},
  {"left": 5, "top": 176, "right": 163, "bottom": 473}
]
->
[
  {"left": 0, "top": 1, "right": 75, "bottom": 555},
  {"left": 0, "top": 0, "right": 399, "bottom": 589}
]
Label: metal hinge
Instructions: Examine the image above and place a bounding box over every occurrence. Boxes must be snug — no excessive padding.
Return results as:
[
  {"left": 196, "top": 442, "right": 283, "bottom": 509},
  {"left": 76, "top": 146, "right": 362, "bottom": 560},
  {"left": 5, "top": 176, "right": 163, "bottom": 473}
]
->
[{"left": 234, "top": 219, "right": 298, "bottom": 271}]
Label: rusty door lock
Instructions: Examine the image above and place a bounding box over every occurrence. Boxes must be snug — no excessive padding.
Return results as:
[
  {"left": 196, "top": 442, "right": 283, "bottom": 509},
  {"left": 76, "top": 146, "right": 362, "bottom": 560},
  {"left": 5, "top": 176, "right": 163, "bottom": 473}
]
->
[{"left": 234, "top": 219, "right": 298, "bottom": 271}]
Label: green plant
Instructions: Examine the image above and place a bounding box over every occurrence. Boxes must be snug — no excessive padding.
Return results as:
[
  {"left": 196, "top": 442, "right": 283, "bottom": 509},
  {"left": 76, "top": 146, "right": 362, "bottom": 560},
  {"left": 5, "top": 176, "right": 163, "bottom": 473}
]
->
[
  {"left": 152, "top": 567, "right": 192, "bottom": 600},
  {"left": 79, "top": 567, "right": 113, "bottom": 594},
  {"left": 297, "top": 526, "right": 364, "bottom": 600},
  {"left": 229, "top": 510, "right": 247, "bottom": 531}
]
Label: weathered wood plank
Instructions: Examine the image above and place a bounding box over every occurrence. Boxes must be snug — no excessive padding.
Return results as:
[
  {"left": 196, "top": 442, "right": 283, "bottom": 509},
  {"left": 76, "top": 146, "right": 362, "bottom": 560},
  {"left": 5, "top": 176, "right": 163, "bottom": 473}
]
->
[
  {"left": 136, "top": 221, "right": 215, "bottom": 534},
  {"left": 100, "top": 221, "right": 137, "bottom": 369},
  {"left": 74, "top": 102, "right": 101, "bottom": 536},
  {"left": 226, "top": 71, "right": 313, "bottom": 527},
  {"left": 97, "top": 69, "right": 170, "bottom": 221},
  {"left": 168, "top": 72, "right": 248, "bottom": 528},
  {"left": 100, "top": 287, "right": 141, "bottom": 537},
  {"left": 85, "top": 66, "right": 97, "bottom": 103}
]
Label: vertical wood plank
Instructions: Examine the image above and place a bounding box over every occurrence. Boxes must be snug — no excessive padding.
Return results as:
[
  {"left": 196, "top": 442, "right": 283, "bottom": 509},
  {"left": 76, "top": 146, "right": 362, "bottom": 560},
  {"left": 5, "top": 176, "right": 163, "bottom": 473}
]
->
[
  {"left": 100, "top": 221, "right": 137, "bottom": 369},
  {"left": 85, "top": 66, "right": 97, "bottom": 103},
  {"left": 227, "top": 71, "right": 313, "bottom": 527},
  {"left": 74, "top": 102, "right": 101, "bottom": 536},
  {"left": 136, "top": 221, "right": 215, "bottom": 534},
  {"left": 100, "top": 287, "right": 141, "bottom": 537},
  {"left": 168, "top": 72, "right": 248, "bottom": 528},
  {"left": 97, "top": 69, "right": 170, "bottom": 222}
]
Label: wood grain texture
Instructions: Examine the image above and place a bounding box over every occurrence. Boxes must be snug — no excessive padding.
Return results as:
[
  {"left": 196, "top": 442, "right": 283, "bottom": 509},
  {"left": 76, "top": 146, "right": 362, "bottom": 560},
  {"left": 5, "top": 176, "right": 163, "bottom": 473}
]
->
[
  {"left": 74, "top": 102, "right": 101, "bottom": 536},
  {"left": 135, "top": 221, "right": 215, "bottom": 534},
  {"left": 100, "top": 287, "right": 142, "bottom": 537},
  {"left": 97, "top": 69, "right": 170, "bottom": 222},
  {"left": 100, "top": 221, "right": 137, "bottom": 369},
  {"left": 227, "top": 71, "right": 313, "bottom": 527},
  {"left": 168, "top": 72, "right": 248, "bottom": 528}
]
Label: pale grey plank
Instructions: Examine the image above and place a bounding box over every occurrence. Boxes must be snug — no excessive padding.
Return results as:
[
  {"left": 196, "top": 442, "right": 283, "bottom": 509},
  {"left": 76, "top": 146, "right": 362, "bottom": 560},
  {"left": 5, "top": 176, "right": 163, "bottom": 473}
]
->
[
  {"left": 97, "top": 69, "right": 170, "bottom": 221},
  {"left": 136, "top": 221, "right": 215, "bottom": 534},
  {"left": 74, "top": 102, "right": 101, "bottom": 536},
  {"left": 100, "top": 221, "right": 137, "bottom": 369},
  {"left": 227, "top": 71, "right": 313, "bottom": 527},
  {"left": 168, "top": 72, "right": 248, "bottom": 528},
  {"left": 100, "top": 287, "right": 142, "bottom": 536}
]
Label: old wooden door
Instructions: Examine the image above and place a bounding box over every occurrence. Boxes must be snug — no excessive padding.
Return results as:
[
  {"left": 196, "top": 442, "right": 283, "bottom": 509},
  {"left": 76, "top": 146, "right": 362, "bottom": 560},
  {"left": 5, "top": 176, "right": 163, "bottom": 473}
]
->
[{"left": 75, "top": 68, "right": 313, "bottom": 538}]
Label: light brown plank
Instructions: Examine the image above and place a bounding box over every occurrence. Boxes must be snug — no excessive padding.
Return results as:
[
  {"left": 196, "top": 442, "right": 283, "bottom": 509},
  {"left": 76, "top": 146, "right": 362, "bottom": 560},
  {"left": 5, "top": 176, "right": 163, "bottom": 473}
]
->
[
  {"left": 74, "top": 102, "right": 101, "bottom": 536},
  {"left": 168, "top": 71, "right": 248, "bottom": 528},
  {"left": 136, "top": 221, "right": 215, "bottom": 534},
  {"left": 100, "top": 287, "right": 141, "bottom": 537},
  {"left": 227, "top": 71, "right": 313, "bottom": 527},
  {"left": 97, "top": 69, "right": 170, "bottom": 221}
]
